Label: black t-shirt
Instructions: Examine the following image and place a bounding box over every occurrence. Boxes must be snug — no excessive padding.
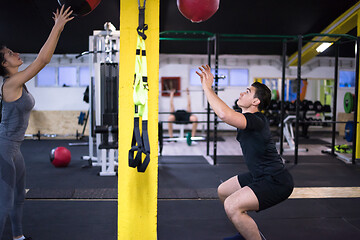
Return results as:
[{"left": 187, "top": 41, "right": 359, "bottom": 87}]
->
[{"left": 236, "top": 112, "right": 284, "bottom": 180}]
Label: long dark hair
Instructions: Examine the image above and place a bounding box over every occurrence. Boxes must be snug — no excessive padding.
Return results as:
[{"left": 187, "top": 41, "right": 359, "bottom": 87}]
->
[{"left": 0, "top": 45, "right": 7, "bottom": 77}]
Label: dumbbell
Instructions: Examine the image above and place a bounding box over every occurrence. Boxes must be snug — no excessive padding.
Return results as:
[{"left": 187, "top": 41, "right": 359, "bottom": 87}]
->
[
  {"left": 303, "top": 100, "right": 314, "bottom": 111},
  {"left": 313, "top": 101, "right": 323, "bottom": 112},
  {"left": 285, "top": 101, "right": 296, "bottom": 111},
  {"left": 269, "top": 100, "right": 280, "bottom": 110}
]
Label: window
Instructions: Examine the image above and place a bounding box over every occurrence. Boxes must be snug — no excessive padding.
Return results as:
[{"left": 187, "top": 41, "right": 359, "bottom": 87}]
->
[
  {"left": 229, "top": 69, "right": 248, "bottom": 86},
  {"left": 36, "top": 65, "right": 90, "bottom": 87},
  {"left": 79, "top": 66, "right": 90, "bottom": 86},
  {"left": 59, "top": 66, "right": 77, "bottom": 87},
  {"left": 190, "top": 68, "right": 246, "bottom": 86},
  {"left": 339, "top": 70, "right": 355, "bottom": 88},
  {"left": 36, "top": 66, "right": 57, "bottom": 86}
]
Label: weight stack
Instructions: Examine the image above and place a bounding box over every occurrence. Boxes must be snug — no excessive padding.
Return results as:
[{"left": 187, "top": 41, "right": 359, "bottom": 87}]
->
[{"left": 100, "top": 63, "right": 119, "bottom": 142}]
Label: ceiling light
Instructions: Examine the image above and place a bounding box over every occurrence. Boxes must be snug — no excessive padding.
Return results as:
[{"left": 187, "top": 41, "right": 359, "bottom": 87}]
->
[
  {"left": 355, "top": 42, "right": 357, "bottom": 55},
  {"left": 316, "top": 42, "right": 333, "bottom": 53}
]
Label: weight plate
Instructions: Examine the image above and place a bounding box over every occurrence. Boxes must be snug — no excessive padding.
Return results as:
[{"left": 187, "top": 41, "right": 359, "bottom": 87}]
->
[{"left": 344, "top": 92, "right": 354, "bottom": 113}]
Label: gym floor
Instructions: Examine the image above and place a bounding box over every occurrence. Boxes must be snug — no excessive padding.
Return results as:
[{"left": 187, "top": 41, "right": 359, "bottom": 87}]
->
[{"left": 2, "top": 130, "right": 360, "bottom": 240}]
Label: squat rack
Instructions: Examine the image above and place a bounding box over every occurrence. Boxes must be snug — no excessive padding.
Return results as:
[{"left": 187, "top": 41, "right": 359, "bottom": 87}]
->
[
  {"left": 291, "top": 33, "right": 359, "bottom": 165},
  {"left": 160, "top": 31, "right": 221, "bottom": 164},
  {"left": 160, "top": 31, "right": 359, "bottom": 165}
]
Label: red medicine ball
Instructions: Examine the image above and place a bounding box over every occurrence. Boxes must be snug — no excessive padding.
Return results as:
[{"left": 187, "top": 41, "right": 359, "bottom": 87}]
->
[
  {"left": 57, "top": 0, "right": 101, "bottom": 17},
  {"left": 50, "top": 147, "right": 71, "bottom": 167},
  {"left": 177, "top": 0, "right": 220, "bottom": 23}
]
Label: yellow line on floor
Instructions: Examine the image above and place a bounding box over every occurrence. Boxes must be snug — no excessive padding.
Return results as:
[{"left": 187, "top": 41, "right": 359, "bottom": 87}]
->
[
  {"left": 290, "top": 187, "right": 360, "bottom": 199},
  {"left": 26, "top": 187, "right": 360, "bottom": 200}
]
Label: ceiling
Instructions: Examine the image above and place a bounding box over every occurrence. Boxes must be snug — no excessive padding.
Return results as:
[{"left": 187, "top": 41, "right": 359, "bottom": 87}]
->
[{"left": 0, "top": 0, "right": 359, "bottom": 57}]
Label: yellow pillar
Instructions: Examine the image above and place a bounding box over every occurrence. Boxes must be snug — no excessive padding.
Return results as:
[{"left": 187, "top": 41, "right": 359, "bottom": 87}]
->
[
  {"left": 356, "top": 12, "right": 360, "bottom": 159},
  {"left": 118, "top": 0, "right": 159, "bottom": 239}
]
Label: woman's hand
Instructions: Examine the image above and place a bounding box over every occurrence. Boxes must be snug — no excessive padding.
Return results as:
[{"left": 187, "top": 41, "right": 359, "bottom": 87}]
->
[
  {"left": 196, "top": 65, "right": 214, "bottom": 90},
  {"left": 53, "top": 5, "right": 74, "bottom": 31}
]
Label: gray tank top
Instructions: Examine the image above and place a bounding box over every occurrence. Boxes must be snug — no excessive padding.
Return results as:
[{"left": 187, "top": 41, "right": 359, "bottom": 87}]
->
[{"left": 0, "top": 78, "right": 35, "bottom": 141}]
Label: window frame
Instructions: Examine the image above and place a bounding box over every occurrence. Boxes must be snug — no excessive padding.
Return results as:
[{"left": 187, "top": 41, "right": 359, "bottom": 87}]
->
[
  {"left": 189, "top": 67, "right": 249, "bottom": 87},
  {"left": 35, "top": 64, "right": 90, "bottom": 87}
]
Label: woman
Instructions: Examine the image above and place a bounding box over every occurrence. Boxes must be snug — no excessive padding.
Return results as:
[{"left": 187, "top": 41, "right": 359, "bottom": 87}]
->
[{"left": 0, "top": 6, "right": 73, "bottom": 240}]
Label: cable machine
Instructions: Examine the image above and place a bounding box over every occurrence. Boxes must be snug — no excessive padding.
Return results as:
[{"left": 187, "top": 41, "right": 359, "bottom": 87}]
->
[{"left": 81, "top": 22, "right": 120, "bottom": 176}]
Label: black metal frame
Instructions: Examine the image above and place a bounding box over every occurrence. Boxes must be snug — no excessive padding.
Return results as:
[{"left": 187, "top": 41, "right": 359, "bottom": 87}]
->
[
  {"left": 160, "top": 31, "right": 220, "bottom": 163},
  {"left": 285, "top": 34, "right": 359, "bottom": 165},
  {"left": 160, "top": 31, "right": 360, "bottom": 165}
]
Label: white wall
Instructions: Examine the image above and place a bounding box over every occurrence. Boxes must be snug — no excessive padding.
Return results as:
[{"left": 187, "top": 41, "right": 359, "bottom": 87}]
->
[
  {"left": 13, "top": 53, "right": 356, "bottom": 131},
  {"left": 26, "top": 80, "right": 88, "bottom": 111},
  {"left": 17, "top": 56, "right": 89, "bottom": 111},
  {"left": 159, "top": 54, "right": 356, "bottom": 131}
]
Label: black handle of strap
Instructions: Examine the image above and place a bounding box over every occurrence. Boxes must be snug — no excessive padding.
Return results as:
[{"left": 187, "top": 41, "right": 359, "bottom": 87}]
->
[
  {"left": 128, "top": 118, "right": 151, "bottom": 172},
  {"left": 137, "top": 120, "right": 150, "bottom": 172},
  {"left": 129, "top": 118, "right": 142, "bottom": 168}
]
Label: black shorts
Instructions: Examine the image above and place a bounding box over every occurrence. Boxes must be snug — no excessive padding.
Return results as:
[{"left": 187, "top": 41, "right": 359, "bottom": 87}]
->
[
  {"left": 237, "top": 169, "right": 294, "bottom": 211},
  {"left": 173, "top": 110, "right": 191, "bottom": 123}
]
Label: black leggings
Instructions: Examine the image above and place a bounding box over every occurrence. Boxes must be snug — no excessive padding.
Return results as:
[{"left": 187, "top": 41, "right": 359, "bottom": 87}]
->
[{"left": 0, "top": 138, "right": 25, "bottom": 238}]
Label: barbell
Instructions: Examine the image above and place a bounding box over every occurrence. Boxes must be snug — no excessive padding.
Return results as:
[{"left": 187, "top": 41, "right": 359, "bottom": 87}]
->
[
  {"left": 158, "top": 111, "right": 215, "bottom": 114},
  {"left": 26, "top": 130, "right": 83, "bottom": 141},
  {"left": 160, "top": 88, "right": 225, "bottom": 93}
]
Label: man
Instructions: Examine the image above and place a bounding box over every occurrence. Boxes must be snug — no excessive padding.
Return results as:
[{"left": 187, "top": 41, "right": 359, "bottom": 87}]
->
[
  {"left": 197, "top": 65, "right": 293, "bottom": 240},
  {"left": 168, "top": 88, "right": 198, "bottom": 138}
]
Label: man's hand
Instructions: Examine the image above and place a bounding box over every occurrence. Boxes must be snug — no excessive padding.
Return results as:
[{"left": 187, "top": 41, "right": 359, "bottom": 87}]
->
[{"left": 196, "top": 65, "right": 214, "bottom": 90}]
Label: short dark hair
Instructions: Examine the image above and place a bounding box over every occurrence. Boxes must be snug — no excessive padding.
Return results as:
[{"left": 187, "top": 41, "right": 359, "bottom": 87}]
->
[
  {"left": 251, "top": 81, "right": 271, "bottom": 111},
  {"left": 0, "top": 45, "right": 7, "bottom": 77}
]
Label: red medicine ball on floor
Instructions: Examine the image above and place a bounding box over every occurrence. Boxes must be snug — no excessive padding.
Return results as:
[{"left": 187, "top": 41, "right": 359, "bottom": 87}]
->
[
  {"left": 57, "top": 0, "right": 101, "bottom": 17},
  {"left": 50, "top": 147, "right": 71, "bottom": 167}
]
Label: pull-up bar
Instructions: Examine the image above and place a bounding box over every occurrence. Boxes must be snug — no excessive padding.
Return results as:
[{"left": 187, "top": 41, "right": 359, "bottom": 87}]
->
[{"left": 160, "top": 88, "right": 224, "bottom": 94}]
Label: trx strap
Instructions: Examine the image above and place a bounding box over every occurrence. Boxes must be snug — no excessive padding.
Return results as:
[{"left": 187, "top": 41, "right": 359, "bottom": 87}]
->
[
  {"left": 128, "top": 1, "right": 150, "bottom": 172},
  {"left": 137, "top": 0, "right": 148, "bottom": 40}
]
